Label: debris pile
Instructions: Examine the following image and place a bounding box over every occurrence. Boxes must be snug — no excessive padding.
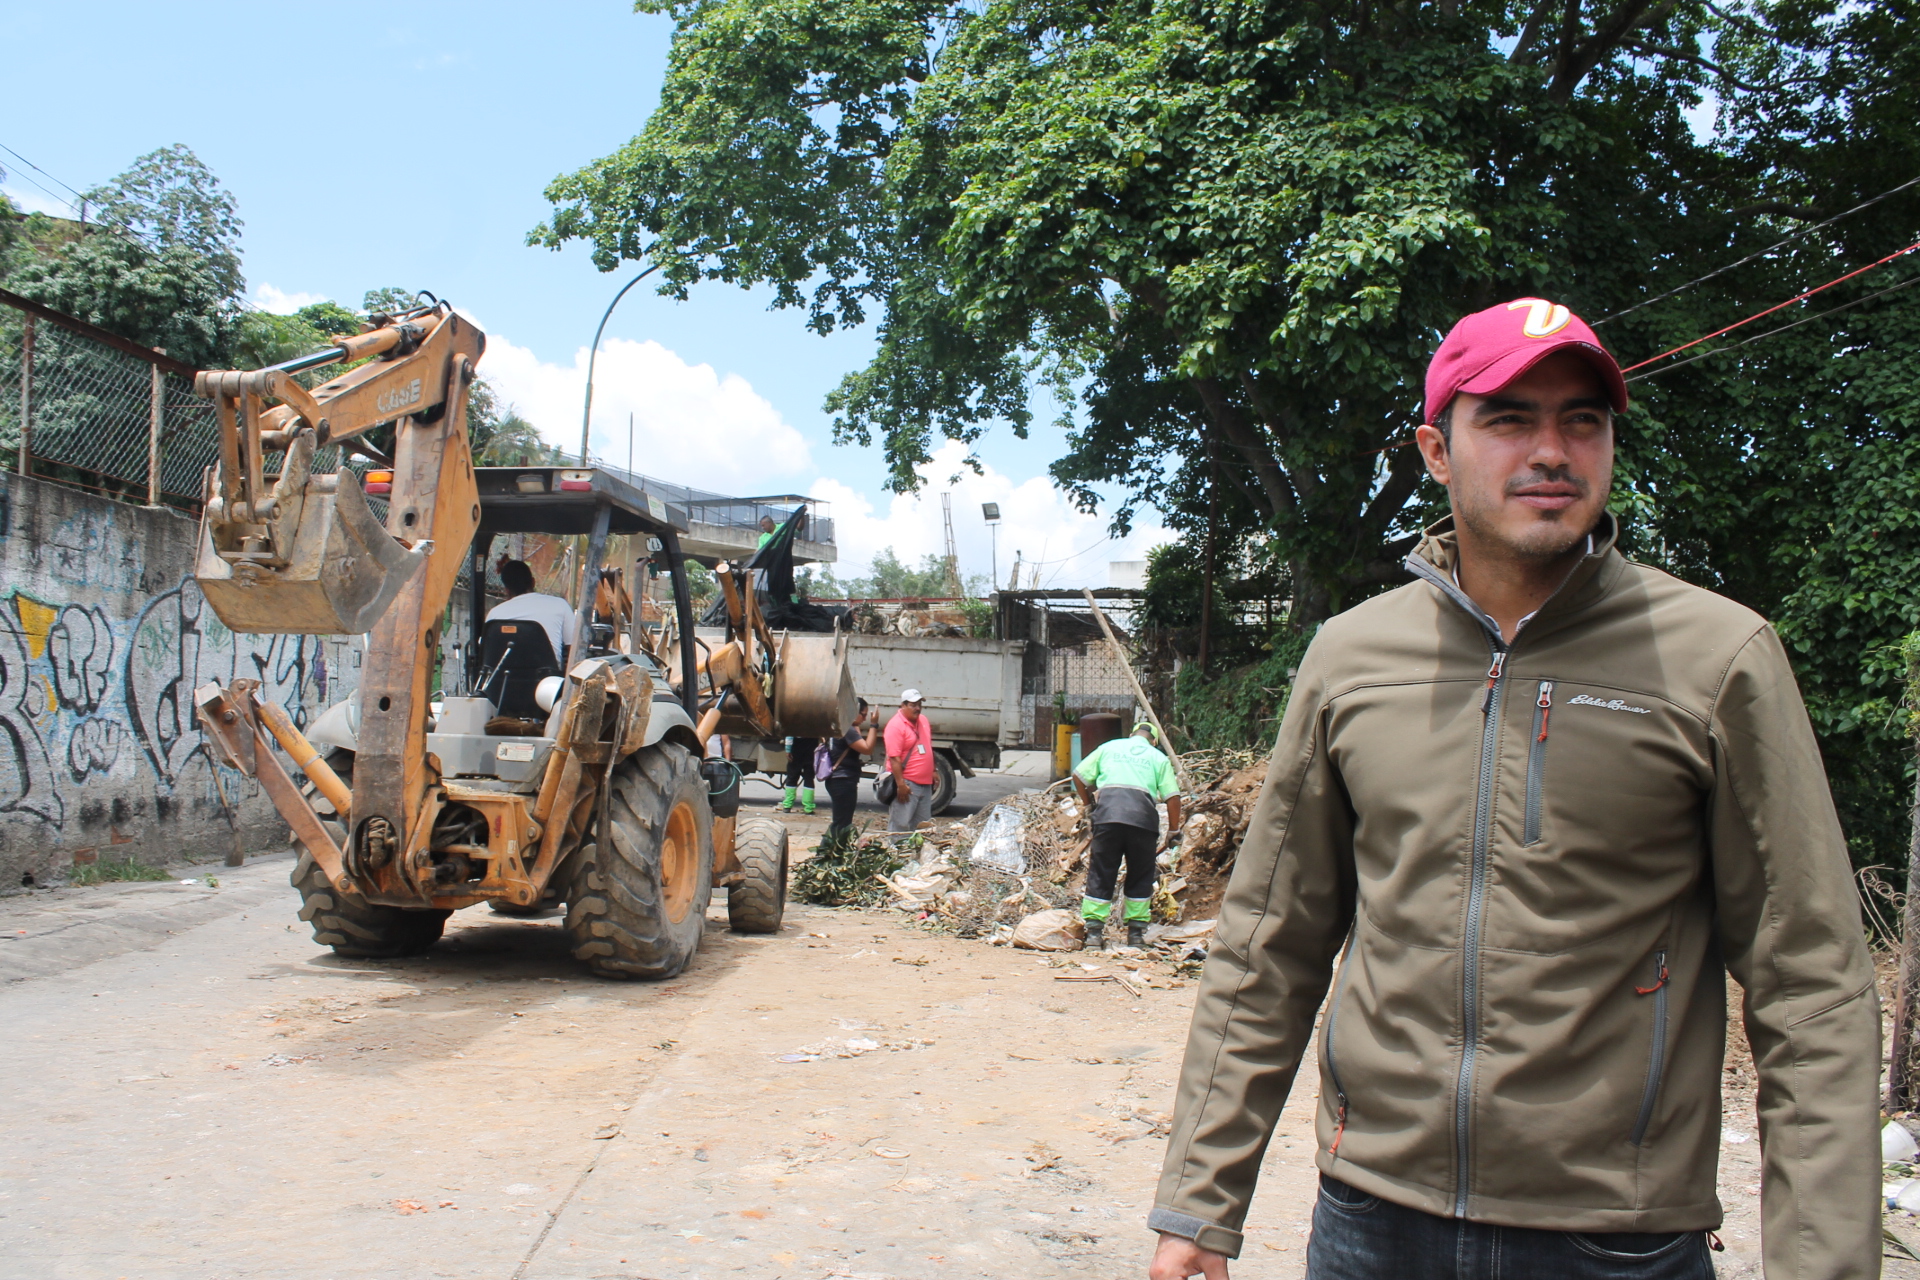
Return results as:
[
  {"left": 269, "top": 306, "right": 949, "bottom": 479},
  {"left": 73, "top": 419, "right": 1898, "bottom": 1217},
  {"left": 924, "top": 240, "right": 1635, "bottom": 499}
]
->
[
  {"left": 788, "top": 747, "right": 1269, "bottom": 969},
  {"left": 1167, "top": 747, "right": 1269, "bottom": 920},
  {"left": 790, "top": 834, "right": 907, "bottom": 908}
]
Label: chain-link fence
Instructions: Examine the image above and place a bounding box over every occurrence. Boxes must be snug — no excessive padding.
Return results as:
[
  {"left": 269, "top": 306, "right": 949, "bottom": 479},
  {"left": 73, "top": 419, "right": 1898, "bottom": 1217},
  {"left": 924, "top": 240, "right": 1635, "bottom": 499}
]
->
[
  {"left": 0, "top": 293, "right": 212, "bottom": 507},
  {"left": 0, "top": 291, "right": 355, "bottom": 512}
]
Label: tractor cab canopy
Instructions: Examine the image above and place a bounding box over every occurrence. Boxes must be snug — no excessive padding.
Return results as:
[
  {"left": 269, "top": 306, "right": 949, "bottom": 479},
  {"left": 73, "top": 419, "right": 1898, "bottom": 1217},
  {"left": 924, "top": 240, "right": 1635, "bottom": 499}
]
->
[
  {"left": 464, "top": 466, "right": 700, "bottom": 721},
  {"left": 474, "top": 465, "right": 689, "bottom": 538}
]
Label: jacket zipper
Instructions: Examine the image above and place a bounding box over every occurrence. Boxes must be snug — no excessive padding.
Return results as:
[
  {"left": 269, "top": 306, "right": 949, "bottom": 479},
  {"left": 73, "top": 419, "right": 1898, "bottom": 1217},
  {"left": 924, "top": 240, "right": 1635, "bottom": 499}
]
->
[
  {"left": 1452, "top": 642, "right": 1507, "bottom": 1216},
  {"left": 1631, "top": 950, "right": 1670, "bottom": 1146},
  {"left": 1524, "top": 681, "right": 1554, "bottom": 845},
  {"left": 1323, "top": 931, "right": 1359, "bottom": 1156}
]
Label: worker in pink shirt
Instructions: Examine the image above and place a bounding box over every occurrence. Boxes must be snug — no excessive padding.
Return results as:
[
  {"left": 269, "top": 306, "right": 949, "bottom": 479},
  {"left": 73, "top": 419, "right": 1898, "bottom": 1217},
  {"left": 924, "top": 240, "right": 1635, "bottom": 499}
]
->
[{"left": 883, "top": 688, "right": 936, "bottom": 840}]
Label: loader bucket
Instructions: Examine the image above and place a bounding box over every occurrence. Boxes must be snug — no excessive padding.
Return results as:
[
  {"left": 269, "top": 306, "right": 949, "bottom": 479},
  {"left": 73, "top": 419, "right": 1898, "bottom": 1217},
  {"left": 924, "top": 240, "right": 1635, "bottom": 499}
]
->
[
  {"left": 195, "top": 474, "right": 428, "bottom": 635},
  {"left": 773, "top": 632, "right": 857, "bottom": 737}
]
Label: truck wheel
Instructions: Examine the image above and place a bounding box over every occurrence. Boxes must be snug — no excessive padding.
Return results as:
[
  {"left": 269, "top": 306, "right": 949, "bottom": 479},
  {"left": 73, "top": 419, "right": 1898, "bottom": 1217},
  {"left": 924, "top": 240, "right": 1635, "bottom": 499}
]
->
[
  {"left": 563, "top": 742, "right": 713, "bottom": 980},
  {"left": 930, "top": 752, "right": 957, "bottom": 816},
  {"left": 292, "top": 821, "right": 450, "bottom": 958},
  {"left": 727, "top": 817, "right": 788, "bottom": 934}
]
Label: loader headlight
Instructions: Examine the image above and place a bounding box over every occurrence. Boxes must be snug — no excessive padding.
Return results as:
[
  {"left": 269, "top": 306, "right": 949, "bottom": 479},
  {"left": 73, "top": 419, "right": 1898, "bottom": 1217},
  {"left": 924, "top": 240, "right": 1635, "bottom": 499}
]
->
[{"left": 534, "top": 676, "right": 565, "bottom": 713}]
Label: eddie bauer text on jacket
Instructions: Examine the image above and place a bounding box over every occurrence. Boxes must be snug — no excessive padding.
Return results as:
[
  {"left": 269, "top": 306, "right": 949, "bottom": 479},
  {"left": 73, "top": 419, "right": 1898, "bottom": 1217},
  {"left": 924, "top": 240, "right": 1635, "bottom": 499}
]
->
[{"left": 1150, "top": 515, "right": 1880, "bottom": 1279}]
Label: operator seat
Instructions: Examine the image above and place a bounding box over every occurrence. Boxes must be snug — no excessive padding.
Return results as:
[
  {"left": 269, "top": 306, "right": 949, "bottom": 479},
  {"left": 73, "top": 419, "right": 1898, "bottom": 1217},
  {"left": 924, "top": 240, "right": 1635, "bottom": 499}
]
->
[{"left": 475, "top": 618, "right": 563, "bottom": 722}]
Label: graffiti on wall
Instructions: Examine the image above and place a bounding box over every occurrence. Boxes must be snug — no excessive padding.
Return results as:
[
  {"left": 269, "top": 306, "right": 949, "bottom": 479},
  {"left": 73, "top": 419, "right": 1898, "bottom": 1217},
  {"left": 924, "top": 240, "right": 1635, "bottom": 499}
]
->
[{"left": 0, "top": 574, "right": 352, "bottom": 846}]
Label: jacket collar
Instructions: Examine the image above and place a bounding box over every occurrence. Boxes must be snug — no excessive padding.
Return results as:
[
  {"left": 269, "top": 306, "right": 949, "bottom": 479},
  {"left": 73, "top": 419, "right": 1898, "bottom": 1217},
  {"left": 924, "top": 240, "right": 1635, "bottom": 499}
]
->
[{"left": 1402, "top": 512, "right": 1623, "bottom": 647}]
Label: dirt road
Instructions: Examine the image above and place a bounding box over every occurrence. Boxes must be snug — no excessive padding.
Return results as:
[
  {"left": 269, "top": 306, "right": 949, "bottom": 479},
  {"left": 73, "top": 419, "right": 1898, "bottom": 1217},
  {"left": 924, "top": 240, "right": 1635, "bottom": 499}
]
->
[{"left": 0, "top": 769, "right": 1894, "bottom": 1278}]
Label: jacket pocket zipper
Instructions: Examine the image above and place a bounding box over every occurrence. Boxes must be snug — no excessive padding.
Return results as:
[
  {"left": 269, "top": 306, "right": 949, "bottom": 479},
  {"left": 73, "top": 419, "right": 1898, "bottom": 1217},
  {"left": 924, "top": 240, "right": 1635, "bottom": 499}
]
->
[
  {"left": 1524, "top": 681, "right": 1553, "bottom": 845},
  {"left": 1631, "top": 950, "right": 1669, "bottom": 1147},
  {"left": 1323, "top": 935, "right": 1358, "bottom": 1155}
]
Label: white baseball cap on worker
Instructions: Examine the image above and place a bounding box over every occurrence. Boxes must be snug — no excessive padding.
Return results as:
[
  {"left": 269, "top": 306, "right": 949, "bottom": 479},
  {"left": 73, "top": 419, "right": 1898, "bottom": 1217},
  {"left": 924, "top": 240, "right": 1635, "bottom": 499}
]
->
[{"left": 899, "top": 688, "right": 924, "bottom": 704}]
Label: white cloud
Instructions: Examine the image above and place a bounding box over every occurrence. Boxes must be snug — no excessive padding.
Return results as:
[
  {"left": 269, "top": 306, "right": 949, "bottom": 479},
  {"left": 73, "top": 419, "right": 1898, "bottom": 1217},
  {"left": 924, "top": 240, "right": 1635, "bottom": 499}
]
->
[
  {"left": 251, "top": 283, "right": 328, "bottom": 314},
  {"left": 811, "top": 440, "right": 1172, "bottom": 590},
  {"left": 448, "top": 323, "right": 1167, "bottom": 586},
  {"left": 478, "top": 332, "right": 815, "bottom": 496}
]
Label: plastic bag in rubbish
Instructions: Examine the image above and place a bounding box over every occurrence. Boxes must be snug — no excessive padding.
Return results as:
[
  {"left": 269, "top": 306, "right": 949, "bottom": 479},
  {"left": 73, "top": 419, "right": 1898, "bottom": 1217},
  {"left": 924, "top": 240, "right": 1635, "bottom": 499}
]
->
[
  {"left": 1147, "top": 919, "right": 1217, "bottom": 946},
  {"left": 1888, "top": 1178, "right": 1920, "bottom": 1212},
  {"left": 1011, "top": 908, "right": 1086, "bottom": 951},
  {"left": 886, "top": 856, "right": 957, "bottom": 906},
  {"left": 1886, "top": 1120, "right": 1919, "bottom": 1163},
  {"left": 969, "top": 805, "right": 1028, "bottom": 874}
]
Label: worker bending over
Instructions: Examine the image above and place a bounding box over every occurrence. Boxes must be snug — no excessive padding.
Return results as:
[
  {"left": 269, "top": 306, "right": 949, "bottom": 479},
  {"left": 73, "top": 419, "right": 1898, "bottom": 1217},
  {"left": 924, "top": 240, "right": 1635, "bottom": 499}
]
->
[{"left": 1072, "top": 723, "right": 1182, "bottom": 951}]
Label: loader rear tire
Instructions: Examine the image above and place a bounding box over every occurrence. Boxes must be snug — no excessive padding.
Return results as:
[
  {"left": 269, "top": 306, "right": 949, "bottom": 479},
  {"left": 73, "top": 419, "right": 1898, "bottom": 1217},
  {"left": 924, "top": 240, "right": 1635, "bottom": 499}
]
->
[
  {"left": 292, "top": 822, "right": 450, "bottom": 958},
  {"left": 562, "top": 742, "right": 712, "bottom": 980},
  {"left": 727, "top": 817, "right": 788, "bottom": 934}
]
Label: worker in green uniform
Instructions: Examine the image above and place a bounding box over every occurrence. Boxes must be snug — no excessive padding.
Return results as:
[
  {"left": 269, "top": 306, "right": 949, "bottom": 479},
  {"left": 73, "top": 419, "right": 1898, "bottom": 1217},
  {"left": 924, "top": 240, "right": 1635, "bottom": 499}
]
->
[{"left": 1072, "top": 723, "right": 1183, "bottom": 950}]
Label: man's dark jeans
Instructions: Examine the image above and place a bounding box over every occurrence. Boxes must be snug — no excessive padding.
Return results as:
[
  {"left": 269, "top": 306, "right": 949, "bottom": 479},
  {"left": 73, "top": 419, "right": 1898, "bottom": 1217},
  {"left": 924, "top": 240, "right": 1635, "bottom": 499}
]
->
[{"left": 1307, "top": 1175, "right": 1714, "bottom": 1279}]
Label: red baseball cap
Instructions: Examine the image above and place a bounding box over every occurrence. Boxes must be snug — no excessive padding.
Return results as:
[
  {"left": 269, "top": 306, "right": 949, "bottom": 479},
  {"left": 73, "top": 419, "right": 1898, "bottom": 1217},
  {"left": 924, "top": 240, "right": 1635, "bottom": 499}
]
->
[{"left": 1424, "top": 299, "right": 1629, "bottom": 425}]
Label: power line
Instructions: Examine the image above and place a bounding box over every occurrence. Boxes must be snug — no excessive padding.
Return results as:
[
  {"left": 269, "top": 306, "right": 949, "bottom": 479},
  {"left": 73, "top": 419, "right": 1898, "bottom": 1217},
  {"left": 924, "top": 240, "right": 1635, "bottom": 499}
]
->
[
  {"left": 0, "top": 141, "right": 87, "bottom": 201},
  {"left": 0, "top": 139, "right": 278, "bottom": 319},
  {"left": 1625, "top": 271, "right": 1920, "bottom": 383},
  {"left": 1594, "top": 173, "right": 1920, "bottom": 325},
  {"left": 1621, "top": 236, "right": 1920, "bottom": 373}
]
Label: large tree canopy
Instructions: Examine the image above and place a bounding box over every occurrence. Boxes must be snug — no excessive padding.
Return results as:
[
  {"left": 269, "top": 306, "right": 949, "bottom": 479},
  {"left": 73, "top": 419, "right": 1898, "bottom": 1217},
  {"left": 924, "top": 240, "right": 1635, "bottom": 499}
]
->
[
  {"left": 539, "top": 0, "right": 1920, "bottom": 867},
  {"left": 534, "top": 0, "right": 1782, "bottom": 625},
  {"left": 2, "top": 145, "right": 245, "bottom": 369}
]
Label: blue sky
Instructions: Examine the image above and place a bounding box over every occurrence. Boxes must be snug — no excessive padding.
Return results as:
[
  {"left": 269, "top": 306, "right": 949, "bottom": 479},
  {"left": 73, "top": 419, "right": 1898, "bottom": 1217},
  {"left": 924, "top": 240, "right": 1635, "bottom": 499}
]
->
[{"left": 2, "top": 0, "right": 1169, "bottom": 584}]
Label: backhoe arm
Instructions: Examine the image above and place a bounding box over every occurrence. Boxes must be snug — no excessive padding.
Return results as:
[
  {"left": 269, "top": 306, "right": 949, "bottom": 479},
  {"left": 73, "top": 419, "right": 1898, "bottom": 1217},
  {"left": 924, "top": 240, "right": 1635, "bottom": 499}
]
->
[{"left": 192, "top": 303, "right": 486, "bottom": 906}]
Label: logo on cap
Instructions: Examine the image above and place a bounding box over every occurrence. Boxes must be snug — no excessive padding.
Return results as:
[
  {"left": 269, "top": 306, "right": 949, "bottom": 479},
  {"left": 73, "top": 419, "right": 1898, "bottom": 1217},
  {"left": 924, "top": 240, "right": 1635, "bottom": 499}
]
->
[{"left": 1507, "top": 299, "right": 1572, "bottom": 338}]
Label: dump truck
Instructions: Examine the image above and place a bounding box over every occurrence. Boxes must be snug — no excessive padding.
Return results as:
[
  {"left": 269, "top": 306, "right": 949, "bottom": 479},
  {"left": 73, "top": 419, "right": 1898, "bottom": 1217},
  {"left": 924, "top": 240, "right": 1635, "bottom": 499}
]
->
[
  {"left": 727, "top": 633, "right": 1026, "bottom": 815},
  {"left": 187, "top": 299, "right": 849, "bottom": 978}
]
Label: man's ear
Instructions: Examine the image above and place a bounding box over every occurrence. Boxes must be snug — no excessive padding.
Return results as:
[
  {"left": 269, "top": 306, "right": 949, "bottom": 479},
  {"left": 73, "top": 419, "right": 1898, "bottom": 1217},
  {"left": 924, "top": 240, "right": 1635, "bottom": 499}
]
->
[{"left": 1415, "top": 423, "right": 1452, "bottom": 486}]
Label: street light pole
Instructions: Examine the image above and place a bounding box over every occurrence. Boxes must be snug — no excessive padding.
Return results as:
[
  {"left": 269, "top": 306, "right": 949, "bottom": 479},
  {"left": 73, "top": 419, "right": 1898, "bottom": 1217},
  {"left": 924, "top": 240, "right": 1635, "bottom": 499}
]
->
[
  {"left": 981, "top": 502, "right": 1001, "bottom": 594},
  {"left": 578, "top": 263, "right": 661, "bottom": 465}
]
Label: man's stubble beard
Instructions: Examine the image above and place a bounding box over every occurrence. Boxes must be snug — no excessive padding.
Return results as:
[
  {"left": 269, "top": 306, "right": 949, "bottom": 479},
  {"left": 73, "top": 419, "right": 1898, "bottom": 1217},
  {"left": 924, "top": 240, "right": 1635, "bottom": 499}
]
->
[{"left": 1451, "top": 467, "right": 1608, "bottom": 564}]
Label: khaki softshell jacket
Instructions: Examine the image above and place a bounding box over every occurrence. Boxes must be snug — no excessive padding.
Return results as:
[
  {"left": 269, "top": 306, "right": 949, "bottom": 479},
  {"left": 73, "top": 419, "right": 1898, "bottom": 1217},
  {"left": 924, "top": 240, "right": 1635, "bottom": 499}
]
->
[{"left": 1151, "top": 517, "right": 1881, "bottom": 1278}]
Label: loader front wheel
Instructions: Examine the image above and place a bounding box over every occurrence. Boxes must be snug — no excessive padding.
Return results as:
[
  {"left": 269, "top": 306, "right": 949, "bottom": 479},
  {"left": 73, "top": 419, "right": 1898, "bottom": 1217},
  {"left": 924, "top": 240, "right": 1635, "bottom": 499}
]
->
[
  {"left": 563, "top": 742, "right": 712, "bottom": 980},
  {"left": 727, "top": 817, "right": 788, "bottom": 934},
  {"left": 292, "top": 823, "right": 450, "bottom": 958}
]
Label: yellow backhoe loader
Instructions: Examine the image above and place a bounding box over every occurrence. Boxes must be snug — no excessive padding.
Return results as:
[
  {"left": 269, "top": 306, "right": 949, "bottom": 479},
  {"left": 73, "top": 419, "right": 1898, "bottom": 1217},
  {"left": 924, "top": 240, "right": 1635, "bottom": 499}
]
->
[{"left": 187, "top": 300, "right": 851, "bottom": 978}]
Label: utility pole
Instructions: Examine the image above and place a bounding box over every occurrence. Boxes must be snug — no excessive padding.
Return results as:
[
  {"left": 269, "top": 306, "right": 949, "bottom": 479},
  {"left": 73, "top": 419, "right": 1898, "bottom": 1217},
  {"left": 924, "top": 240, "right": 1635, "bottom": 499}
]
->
[
  {"left": 941, "top": 492, "right": 962, "bottom": 596},
  {"left": 982, "top": 502, "right": 1001, "bottom": 590}
]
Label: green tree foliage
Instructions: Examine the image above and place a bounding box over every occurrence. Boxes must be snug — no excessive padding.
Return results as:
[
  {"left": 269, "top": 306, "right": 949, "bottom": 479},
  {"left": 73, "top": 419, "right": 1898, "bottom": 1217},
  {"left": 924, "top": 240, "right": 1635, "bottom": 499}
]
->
[
  {"left": 1, "top": 146, "right": 244, "bottom": 368},
  {"left": 799, "top": 547, "right": 988, "bottom": 599},
  {"left": 532, "top": 0, "right": 1757, "bottom": 629},
  {"left": 467, "top": 377, "right": 566, "bottom": 465},
  {"left": 362, "top": 286, "right": 431, "bottom": 317},
  {"left": 527, "top": 0, "right": 1918, "bottom": 868}
]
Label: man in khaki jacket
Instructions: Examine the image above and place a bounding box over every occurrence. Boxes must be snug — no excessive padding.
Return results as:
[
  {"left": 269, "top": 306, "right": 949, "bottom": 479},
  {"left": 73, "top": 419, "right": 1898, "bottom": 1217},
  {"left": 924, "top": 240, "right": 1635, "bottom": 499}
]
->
[{"left": 1148, "top": 299, "right": 1879, "bottom": 1279}]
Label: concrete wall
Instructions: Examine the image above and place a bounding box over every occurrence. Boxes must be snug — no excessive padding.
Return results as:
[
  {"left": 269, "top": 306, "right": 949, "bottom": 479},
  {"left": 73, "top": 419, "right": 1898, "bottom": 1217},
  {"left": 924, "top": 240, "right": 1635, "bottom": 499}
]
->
[{"left": 0, "top": 474, "right": 358, "bottom": 889}]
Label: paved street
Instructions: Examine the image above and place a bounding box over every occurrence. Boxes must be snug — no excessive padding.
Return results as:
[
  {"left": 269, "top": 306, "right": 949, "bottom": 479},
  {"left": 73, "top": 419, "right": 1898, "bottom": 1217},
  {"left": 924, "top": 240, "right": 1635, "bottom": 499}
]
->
[
  {"left": 0, "top": 760, "right": 1322, "bottom": 1280},
  {"left": 0, "top": 759, "right": 1829, "bottom": 1279}
]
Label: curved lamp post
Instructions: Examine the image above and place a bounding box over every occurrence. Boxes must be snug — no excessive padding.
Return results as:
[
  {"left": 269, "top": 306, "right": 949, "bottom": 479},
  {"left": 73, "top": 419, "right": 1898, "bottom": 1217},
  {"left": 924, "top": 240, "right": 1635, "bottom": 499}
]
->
[{"left": 578, "top": 263, "right": 661, "bottom": 464}]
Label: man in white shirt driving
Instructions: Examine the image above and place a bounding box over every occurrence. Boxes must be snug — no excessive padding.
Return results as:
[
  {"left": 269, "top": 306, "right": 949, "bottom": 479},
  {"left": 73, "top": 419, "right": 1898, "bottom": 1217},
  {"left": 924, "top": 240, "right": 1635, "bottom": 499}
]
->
[{"left": 487, "top": 558, "right": 575, "bottom": 664}]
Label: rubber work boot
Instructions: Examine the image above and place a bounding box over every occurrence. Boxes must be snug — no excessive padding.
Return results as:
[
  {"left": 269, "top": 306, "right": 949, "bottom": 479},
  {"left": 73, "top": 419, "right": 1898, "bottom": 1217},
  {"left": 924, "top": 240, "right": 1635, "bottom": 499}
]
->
[
  {"left": 1084, "top": 921, "right": 1107, "bottom": 951},
  {"left": 777, "top": 786, "right": 796, "bottom": 813},
  {"left": 1127, "top": 922, "right": 1148, "bottom": 949},
  {"left": 800, "top": 787, "right": 816, "bottom": 816}
]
